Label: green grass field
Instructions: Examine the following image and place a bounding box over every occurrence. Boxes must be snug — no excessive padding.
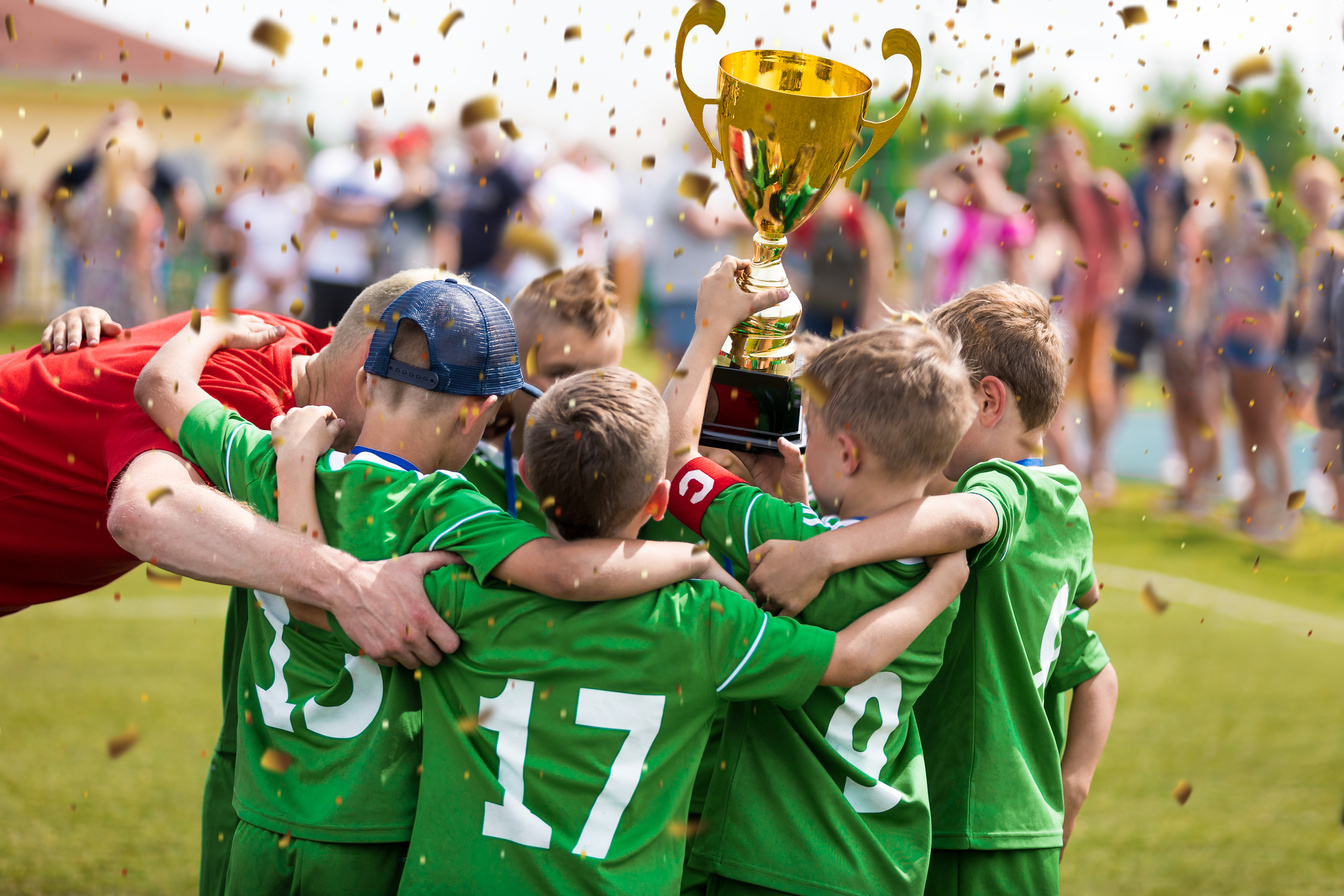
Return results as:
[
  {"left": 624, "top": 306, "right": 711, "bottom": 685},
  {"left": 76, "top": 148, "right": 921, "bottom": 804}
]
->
[{"left": 3, "top": 324, "right": 1343, "bottom": 893}]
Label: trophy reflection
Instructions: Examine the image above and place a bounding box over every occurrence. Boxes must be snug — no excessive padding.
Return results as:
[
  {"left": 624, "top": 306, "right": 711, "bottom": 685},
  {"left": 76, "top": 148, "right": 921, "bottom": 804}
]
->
[{"left": 674, "top": 0, "right": 921, "bottom": 453}]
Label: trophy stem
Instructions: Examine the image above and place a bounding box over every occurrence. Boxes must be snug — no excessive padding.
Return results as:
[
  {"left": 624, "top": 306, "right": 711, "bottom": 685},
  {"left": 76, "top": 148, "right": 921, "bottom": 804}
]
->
[{"left": 725, "top": 233, "right": 802, "bottom": 375}]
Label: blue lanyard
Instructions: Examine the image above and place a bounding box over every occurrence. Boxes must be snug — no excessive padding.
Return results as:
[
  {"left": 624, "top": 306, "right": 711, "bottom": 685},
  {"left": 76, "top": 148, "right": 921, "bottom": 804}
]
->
[
  {"left": 503, "top": 429, "right": 519, "bottom": 518},
  {"left": 1016, "top": 457, "right": 1044, "bottom": 467},
  {"left": 350, "top": 445, "right": 420, "bottom": 473}
]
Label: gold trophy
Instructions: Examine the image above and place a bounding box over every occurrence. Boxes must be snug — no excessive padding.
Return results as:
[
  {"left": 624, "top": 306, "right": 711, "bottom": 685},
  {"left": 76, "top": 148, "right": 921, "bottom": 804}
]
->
[{"left": 674, "top": 0, "right": 920, "bottom": 452}]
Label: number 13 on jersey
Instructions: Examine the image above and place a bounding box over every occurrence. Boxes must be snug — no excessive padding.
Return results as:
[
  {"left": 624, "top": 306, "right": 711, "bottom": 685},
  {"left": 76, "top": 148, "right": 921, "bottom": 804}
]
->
[{"left": 477, "top": 679, "right": 666, "bottom": 861}]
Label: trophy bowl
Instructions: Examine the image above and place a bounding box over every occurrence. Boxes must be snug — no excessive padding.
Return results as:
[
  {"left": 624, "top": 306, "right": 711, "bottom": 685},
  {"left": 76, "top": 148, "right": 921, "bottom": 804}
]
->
[{"left": 674, "top": 0, "right": 921, "bottom": 452}]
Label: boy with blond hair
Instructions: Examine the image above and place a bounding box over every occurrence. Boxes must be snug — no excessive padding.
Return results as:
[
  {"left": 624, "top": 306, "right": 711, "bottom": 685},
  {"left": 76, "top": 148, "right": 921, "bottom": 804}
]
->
[
  {"left": 746, "top": 281, "right": 1119, "bottom": 896},
  {"left": 136, "top": 274, "right": 739, "bottom": 895},
  {"left": 463, "top": 264, "right": 624, "bottom": 526},
  {"left": 661, "top": 258, "right": 978, "bottom": 895}
]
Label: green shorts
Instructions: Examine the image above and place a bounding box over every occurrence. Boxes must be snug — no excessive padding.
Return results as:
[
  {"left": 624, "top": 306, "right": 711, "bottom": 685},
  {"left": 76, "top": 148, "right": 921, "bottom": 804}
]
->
[
  {"left": 199, "top": 749, "right": 239, "bottom": 896},
  {"left": 704, "top": 874, "right": 794, "bottom": 896},
  {"left": 224, "top": 820, "right": 408, "bottom": 896},
  {"left": 925, "top": 847, "right": 1061, "bottom": 896}
]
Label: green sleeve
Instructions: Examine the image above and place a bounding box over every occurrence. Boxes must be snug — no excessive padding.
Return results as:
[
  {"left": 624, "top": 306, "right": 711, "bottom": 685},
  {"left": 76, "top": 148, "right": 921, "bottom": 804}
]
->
[
  {"left": 1047, "top": 607, "right": 1111, "bottom": 695},
  {"left": 177, "top": 397, "right": 277, "bottom": 508},
  {"left": 702, "top": 485, "right": 833, "bottom": 572},
  {"left": 957, "top": 467, "right": 1027, "bottom": 570},
  {"left": 409, "top": 476, "right": 548, "bottom": 581},
  {"left": 694, "top": 580, "right": 835, "bottom": 711}
]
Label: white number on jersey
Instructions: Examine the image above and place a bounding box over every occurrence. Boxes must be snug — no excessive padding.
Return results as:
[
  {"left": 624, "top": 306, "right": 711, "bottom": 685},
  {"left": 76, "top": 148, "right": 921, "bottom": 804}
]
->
[
  {"left": 823, "top": 671, "right": 911, "bottom": 813},
  {"left": 478, "top": 679, "right": 666, "bottom": 859},
  {"left": 1032, "top": 583, "right": 1072, "bottom": 696},
  {"left": 253, "top": 590, "right": 384, "bottom": 739}
]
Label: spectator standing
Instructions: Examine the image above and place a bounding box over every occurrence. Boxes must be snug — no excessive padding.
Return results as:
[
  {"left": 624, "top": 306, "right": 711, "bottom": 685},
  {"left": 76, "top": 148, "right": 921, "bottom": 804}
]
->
[
  {"left": 0, "top": 152, "right": 19, "bottom": 322},
  {"left": 378, "top": 125, "right": 450, "bottom": 278},
  {"left": 223, "top": 142, "right": 314, "bottom": 315},
  {"left": 304, "top": 122, "right": 404, "bottom": 327}
]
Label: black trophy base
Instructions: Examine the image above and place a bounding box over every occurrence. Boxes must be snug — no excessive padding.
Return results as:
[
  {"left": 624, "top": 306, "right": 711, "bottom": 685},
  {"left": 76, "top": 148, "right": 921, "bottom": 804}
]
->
[{"left": 699, "top": 364, "right": 805, "bottom": 456}]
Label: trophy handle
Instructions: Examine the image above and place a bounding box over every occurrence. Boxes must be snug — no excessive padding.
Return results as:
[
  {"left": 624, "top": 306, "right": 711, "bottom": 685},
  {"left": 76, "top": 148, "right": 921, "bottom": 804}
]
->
[
  {"left": 675, "top": 0, "right": 726, "bottom": 166},
  {"left": 841, "top": 28, "right": 922, "bottom": 182}
]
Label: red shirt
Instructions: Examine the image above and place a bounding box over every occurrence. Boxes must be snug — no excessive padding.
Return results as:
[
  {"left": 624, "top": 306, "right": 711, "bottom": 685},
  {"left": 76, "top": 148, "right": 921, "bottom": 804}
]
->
[{"left": 0, "top": 311, "right": 332, "bottom": 608}]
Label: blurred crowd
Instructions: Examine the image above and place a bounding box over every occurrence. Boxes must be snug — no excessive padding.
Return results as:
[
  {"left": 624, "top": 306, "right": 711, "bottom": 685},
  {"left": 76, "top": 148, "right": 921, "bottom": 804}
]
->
[{"left": 13, "top": 100, "right": 1344, "bottom": 540}]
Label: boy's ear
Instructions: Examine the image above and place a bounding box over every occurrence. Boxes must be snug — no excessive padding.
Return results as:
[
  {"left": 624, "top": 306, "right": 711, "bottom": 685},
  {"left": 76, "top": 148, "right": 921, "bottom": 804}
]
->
[
  {"left": 458, "top": 395, "right": 500, "bottom": 435},
  {"left": 355, "top": 369, "right": 372, "bottom": 411},
  {"left": 836, "top": 431, "right": 862, "bottom": 477},
  {"left": 517, "top": 453, "right": 530, "bottom": 491},
  {"left": 644, "top": 478, "right": 672, "bottom": 522},
  {"left": 977, "top": 376, "right": 1011, "bottom": 428}
]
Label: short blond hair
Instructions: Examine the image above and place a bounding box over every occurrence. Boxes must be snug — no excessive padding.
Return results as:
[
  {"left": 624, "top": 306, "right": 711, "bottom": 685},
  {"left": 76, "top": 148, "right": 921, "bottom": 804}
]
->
[
  {"left": 927, "top": 282, "right": 1067, "bottom": 430},
  {"left": 523, "top": 368, "right": 668, "bottom": 540},
  {"left": 509, "top": 264, "right": 620, "bottom": 342},
  {"left": 802, "top": 324, "right": 975, "bottom": 479},
  {"left": 326, "top": 268, "right": 444, "bottom": 363}
]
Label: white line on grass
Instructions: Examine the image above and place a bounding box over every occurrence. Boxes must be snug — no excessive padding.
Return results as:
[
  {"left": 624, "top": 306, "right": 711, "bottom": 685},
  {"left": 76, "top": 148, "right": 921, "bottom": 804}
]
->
[{"left": 1096, "top": 563, "right": 1344, "bottom": 645}]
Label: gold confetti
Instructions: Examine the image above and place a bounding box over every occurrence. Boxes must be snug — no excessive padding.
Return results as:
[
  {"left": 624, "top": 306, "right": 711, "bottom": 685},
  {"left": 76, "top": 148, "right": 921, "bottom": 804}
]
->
[
  {"left": 889, "top": 82, "right": 910, "bottom": 104},
  {"left": 894, "top": 198, "right": 908, "bottom": 218},
  {"left": 674, "top": 444, "right": 693, "bottom": 456},
  {"left": 830, "top": 317, "right": 845, "bottom": 338},
  {"left": 1253, "top": 555, "right": 1260, "bottom": 573},
  {"left": 993, "top": 83, "right": 1005, "bottom": 98},
  {"left": 642, "top": 155, "right": 656, "bottom": 170},
  {"left": 1117, "top": 6, "right": 1148, "bottom": 28},
  {"left": 277, "top": 832, "right": 292, "bottom": 849},
  {"left": 547, "top": 77, "right": 558, "bottom": 99},
  {"left": 107, "top": 725, "right": 139, "bottom": 759},
  {"left": 1231, "top": 54, "right": 1273, "bottom": 84},
  {"left": 427, "top": 99, "right": 437, "bottom": 113},
  {"left": 667, "top": 817, "right": 704, "bottom": 839},
  {"left": 919, "top": 114, "right": 929, "bottom": 135},
  {"left": 105, "top": 136, "right": 119, "bottom": 151},
  {"left": 1139, "top": 581, "right": 1169, "bottom": 614},
  {"left": 306, "top": 113, "right": 315, "bottom": 137},
  {"left": 1225, "top": 85, "right": 1242, "bottom": 97},
  {"left": 146, "top": 486, "right": 173, "bottom": 506},
  {"left": 371, "top": 88, "right": 385, "bottom": 109},
  {"left": 373, "top": 158, "right": 383, "bottom": 179},
  {"left": 4, "top": 14, "right": 14, "bottom": 41},
  {"left": 1172, "top": 779, "right": 1193, "bottom": 805},
  {"left": 31, "top": 125, "right": 50, "bottom": 147},
  {"left": 1201, "top": 39, "right": 1211, "bottom": 52},
  {"left": 146, "top": 567, "right": 182, "bottom": 588},
  {"left": 794, "top": 372, "right": 830, "bottom": 408},
  {"left": 250, "top": 20, "right": 292, "bottom": 57},
  {"left": 499, "top": 119, "right": 523, "bottom": 140},
  {"left": 821, "top": 30, "right": 831, "bottom": 50},
  {"left": 859, "top": 179, "right": 871, "bottom": 202},
  {"left": 460, "top": 95, "right": 500, "bottom": 127},
  {"left": 158, "top": 103, "right": 173, "bottom": 121},
  {"left": 526, "top": 344, "right": 540, "bottom": 378},
  {"left": 243, "top": 166, "right": 253, "bottom": 181},
  {"left": 564, "top": 25, "right": 582, "bottom": 41},
  {"left": 677, "top": 172, "right": 717, "bottom": 206},
  {"left": 592, "top": 208, "right": 603, "bottom": 226},
  {"left": 1010, "top": 42, "right": 1035, "bottom": 64},
  {"left": 501, "top": 223, "right": 561, "bottom": 266},
  {"left": 994, "top": 124, "right": 1028, "bottom": 144},
  {"left": 364, "top": 315, "right": 387, "bottom": 332},
  {"left": 1286, "top": 490, "right": 1306, "bottom": 511},
  {"left": 289, "top": 299, "right": 305, "bottom": 317},
  {"left": 1074, "top": 257, "right": 1089, "bottom": 270},
  {"left": 260, "top": 747, "right": 294, "bottom": 774},
  {"left": 215, "top": 51, "right": 224, "bottom": 74},
  {"left": 438, "top": 10, "right": 464, "bottom": 38},
  {"left": 1109, "top": 348, "right": 1138, "bottom": 371},
  {"left": 290, "top": 234, "right": 304, "bottom": 253}
]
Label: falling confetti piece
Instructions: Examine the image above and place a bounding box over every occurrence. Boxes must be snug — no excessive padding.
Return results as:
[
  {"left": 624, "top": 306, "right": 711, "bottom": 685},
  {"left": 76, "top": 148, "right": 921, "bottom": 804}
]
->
[
  {"left": 564, "top": 25, "right": 582, "bottom": 41},
  {"left": 427, "top": 99, "right": 437, "bottom": 112},
  {"left": 1109, "top": 348, "right": 1139, "bottom": 371},
  {"left": 1172, "top": 780, "right": 1193, "bottom": 805},
  {"left": 5, "top": 14, "right": 14, "bottom": 41},
  {"left": 190, "top": 309, "right": 202, "bottom": 332},
  {"left": 364, "top": 315, "right": 387, "bottom": 332},
  {"left": 859, "top": 179, "right": 871, "bottom": 202},
  {"left": 1225, "top": 84, "right": 1242, "bottom": 96},
  {"left": 1010, "top": 42, "right": 1034, "bottom": 65},
  {"left": 994, "top": 125, "right": 1028, "bottom": 144},
  {"left": 438, "top": 10, "right": 464, "bottom": 38},
  {"left": 289, "top": 299, "right": 305, "bottom": 317},
  {"left": 373, "top": 158, "right": 383, "bottom": 179},
  {"left": 919, "top": 114, "right": 928, "bottom": 135},
  {"left": 277, "top": 832, "right": 292, "bottom": 849},
  {"left": 640, "top": 155, "right": 657, "bottom": 170},
  {"left": 177, "top": 218, "right": 187, "bottom": 241},
  {"left": 242, "top": 166, "right": 253, "bottom": 181},
  {"left": 794, "top": 372, "right": 830, "bottom": 408},
  {"left": 146, "top": 486, "right": 173, "bottom": 506},
  {"left": 251, "top": 20, "right": 292, "bottom": 57},
  {"left": 677, "top": 172, "right": 717, "bottom": 206},
  {"left": 1201, "top": 39, "right": 1211, "bottom": 52},
  {"left": 460, "top": 96, "right": 500, "bottom": 127},
  {"left": 107, "top": 725, "right": 139, "bottom": 759},
  {"left": 158, "top": 104, "right": 173, "bottom": 121},
  {"left": 547, "top": 77, "right": 558, "bottom": 99},
  {"left": 146, "top": 567, "right": 182, "bottom": 588},
  {"left": 214, "top": 51, "right": 224, "bottom": 74},
  {"left": 499, "top": 119, "right": 523, "bottom": 140},
  {"left": 371, "top": 88, "right": 385, "bottom": 109},
  {"left": 993, "top": 83, "right": 1005, "bottom": 98},
  {"left": 501, "top": 223, "right": 561, "bottom": 266},
  {"left": 260, "top": 747, "right": 294, "bottom": 773},
  {"left": 290, "top": 234, "right": 304, "bottom": 252},
  {"left": 526, "top": 344, "right": 540, "bottom": 378},
  {"left": 821, "top": 30, "right": 831, "bottom": 50},
  {"left": 105, "top": 136, "right": 119, "bottom": 151},
  {"left": 1252, "top": 555, "right": 1260, "bottom": 573},
  {"left": 624, "top": 28, "right": 635, "bottom": 43},
  {"left": 306, "top": 113, "right": 315, "bottom": 137},
  {"left": 1287, "top": 490, "right": 1305, "bottom": 511},
  {"left": 1074, "top": 257, "right": 1089, "bottom": 270},
  {"left": 1230, "top": 54, "right": 1273, "bottom": 84},
  {"left": 1139, "top": 581, "right": 1169, "bottom": 614},
  {"left": 1117, "top": 6, "right": 1148, "bottom": 28},
  {"left": 31, "top": 125, "right": 50, "bottom": 147}
]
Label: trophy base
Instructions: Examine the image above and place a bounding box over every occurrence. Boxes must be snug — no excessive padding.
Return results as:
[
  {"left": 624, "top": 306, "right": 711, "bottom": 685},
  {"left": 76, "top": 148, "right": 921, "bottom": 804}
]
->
[{"left": 700, "top": 365, "right": 805, "bottom": 456}]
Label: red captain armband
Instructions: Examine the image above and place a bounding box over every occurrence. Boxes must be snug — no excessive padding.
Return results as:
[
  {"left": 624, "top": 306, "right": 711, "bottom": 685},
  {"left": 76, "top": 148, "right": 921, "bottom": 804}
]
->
[{"left": 668, "top": 456, "right": 745, "bottom": 535}]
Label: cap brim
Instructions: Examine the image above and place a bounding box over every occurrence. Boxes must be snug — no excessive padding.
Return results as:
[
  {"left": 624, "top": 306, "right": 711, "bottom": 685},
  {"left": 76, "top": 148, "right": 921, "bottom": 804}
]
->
[{"left": 518, "top": 382, "right": 544, "bottom": 398}]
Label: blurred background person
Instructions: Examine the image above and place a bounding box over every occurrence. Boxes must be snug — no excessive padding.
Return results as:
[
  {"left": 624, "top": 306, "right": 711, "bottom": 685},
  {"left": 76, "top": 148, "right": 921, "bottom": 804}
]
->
[
  {"left": 377, "top": 124, "right": 450, "bottom": 278},
  {"left": 303, "top": 121, "right": 403, "bottom": 327},
  {"left": 222, "top": 141, "right": 313, "bottom": 315},
  {"left": 1036, "top": 124, "right": 1142, "bottom": 503},
  {"left": 0, "top": 153, "right": 20, "bottom": 323},
  {"left": 788, "top": 181, "right": 899, "bottom": 336},
  {"left": 1292, "top": 156, "right": 1344, "bottom": 520},
  {"left": 65, "top": 127, "right": 163, "bottom": 325},
  {"left": 1185, "top": 144, "right": 1296, "bottom": 537},
  {"left": 441, "top": 97, "right": 527, "bottom": 297}
]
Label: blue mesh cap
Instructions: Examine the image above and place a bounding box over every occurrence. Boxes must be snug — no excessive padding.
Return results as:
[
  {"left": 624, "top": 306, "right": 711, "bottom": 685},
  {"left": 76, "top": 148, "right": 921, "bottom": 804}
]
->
[{"left": 363, "top": 277, "right": 543, "bottom": 398}]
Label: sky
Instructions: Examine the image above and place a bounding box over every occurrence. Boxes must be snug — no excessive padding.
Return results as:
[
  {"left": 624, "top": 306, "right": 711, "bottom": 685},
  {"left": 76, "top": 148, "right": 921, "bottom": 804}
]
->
[{"left": 31, "top": 0, "right": 1344, "bottom": 166}]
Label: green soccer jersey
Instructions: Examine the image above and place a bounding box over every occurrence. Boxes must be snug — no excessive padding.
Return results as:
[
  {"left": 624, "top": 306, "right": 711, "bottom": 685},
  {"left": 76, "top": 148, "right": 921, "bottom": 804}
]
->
[
  {"left": 396, "top": 569, "right": 834, "bottom": 896},
  {"left": 914, "top": 459, "right": 1097, "bottom": 851},
  {"left": 668, "top": 457, "right": 959, "bottom": 896},
  {"left": 461, "top": 439, "right": 547, "bottom": 530},
  {"left": 178, "top": 398, "right": 546, "bottom": 843},
  {"left": 1046, "top": 607, "right": 1111, "bottom": 750}
]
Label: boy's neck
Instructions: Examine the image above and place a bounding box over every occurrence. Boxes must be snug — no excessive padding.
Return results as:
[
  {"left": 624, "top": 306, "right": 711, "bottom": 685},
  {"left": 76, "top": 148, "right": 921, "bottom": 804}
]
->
[
  {"left": 353, "top": 412, "right": 454, "bottom": 473},
  {"left": 831, "top": 473, "right": 928, "bottom": 521},
  {"left": 978, "top": 425, "right": 1048, "bottom": 469}
]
